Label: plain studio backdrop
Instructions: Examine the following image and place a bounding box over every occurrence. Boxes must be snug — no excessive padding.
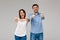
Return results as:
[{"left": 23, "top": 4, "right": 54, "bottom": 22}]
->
[{"left": 0, "top": 0, "right": 60, "bottom": 40}]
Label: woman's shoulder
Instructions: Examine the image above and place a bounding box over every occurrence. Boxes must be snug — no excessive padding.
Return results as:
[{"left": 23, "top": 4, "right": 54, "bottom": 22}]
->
[{"left": 25, "top": 18, "right": 29, "bottom": 22}]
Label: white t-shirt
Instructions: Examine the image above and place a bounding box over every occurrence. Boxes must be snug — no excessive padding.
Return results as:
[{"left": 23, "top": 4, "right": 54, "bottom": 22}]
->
[{"left": 15, "top": 18, "right": 27, "bottom": 37}]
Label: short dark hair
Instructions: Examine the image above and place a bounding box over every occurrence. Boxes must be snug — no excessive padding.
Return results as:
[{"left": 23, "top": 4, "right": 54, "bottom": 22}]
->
[
  {"left": 19, "top": 9, "right": 26, "bottom": 19},
  {"left": 32, "top": 4, "right": 39, "bottom": 8}
]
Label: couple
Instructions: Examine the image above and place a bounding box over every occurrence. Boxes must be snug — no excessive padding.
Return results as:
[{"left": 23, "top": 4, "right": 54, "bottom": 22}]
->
[{"left": 14, "top": 4, "right": 45, "bottom": 40}]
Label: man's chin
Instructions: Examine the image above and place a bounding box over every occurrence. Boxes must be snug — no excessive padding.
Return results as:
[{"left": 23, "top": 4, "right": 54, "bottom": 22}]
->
[
  {"left": 34, "top": 12, "right": 38, "bottom": 13},
  {"left": 34, "top": 11, "right": 38, "bottom": 13}
]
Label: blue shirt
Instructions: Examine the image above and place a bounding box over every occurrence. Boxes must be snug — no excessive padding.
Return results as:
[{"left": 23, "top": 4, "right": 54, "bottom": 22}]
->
[{"left": 28, "top": 13, "right": 44, "bottom": 33}]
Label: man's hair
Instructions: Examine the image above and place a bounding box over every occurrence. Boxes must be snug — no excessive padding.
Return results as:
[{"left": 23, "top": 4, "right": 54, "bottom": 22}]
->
[{"left": 32, "top": 4, "right": 39, "bottom": 8}]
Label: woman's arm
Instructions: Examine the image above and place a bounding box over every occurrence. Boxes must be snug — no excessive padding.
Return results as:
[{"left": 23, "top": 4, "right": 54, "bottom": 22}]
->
[
  {"left": 14, "top": 17, "right": 18, "bottom": 22},
  {"left": 25, "top": 18, "right": 30, "bottom": 23}
]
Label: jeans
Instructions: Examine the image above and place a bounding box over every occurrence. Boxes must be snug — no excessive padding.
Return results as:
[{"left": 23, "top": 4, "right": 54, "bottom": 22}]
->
[
  {"left": 15, "top": 35, "right": 26, "bottom": 40},
  {"left": 30, "top": 33, "right": 43, "bottom": 40}
]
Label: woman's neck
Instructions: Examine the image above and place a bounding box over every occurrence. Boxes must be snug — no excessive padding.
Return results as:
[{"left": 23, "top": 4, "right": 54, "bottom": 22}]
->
[{"left": 21, "top": 17, "right": 25, "bottom": 19}]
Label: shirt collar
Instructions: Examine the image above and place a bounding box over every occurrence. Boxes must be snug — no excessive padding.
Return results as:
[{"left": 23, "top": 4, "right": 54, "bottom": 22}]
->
[{"left": 34, "top": 12, "right": 40, "bottom": 15}]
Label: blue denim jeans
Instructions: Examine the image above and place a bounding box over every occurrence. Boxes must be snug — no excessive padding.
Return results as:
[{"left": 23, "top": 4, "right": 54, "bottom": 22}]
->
[
  {"left": 15, "top": 35, "right": 26, "bottom": 40},
  {"left": 30, "top": 33, "right": 43, "bottom": 40}
]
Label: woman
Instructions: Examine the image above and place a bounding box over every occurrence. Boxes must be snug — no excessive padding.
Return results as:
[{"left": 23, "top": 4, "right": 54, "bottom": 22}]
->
[{"left": 14, "top": 9, "right": 29, "bottom": 40}]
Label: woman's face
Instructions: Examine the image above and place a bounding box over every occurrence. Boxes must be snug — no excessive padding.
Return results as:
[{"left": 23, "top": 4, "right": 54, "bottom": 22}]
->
[{"left": 20, "top": 11, "right": 25, "bottom": 19}]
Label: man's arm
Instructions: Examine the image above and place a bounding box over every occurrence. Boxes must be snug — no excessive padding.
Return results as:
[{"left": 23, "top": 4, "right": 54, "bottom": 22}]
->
[
  {"left": 41, "top": 13, "right": 45, "bottom": 19},
  {"left": 28, "top": 14, "right": 35, "bottom": 21}
]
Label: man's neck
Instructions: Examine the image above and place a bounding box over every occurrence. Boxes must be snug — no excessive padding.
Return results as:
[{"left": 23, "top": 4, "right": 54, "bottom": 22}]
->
[{"left": 34, "top": 12, "right": 39, "bottom": 15}]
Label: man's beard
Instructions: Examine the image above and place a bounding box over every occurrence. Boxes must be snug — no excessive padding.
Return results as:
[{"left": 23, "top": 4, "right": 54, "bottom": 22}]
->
[{"left": 34, "top": 11, "right": 38, "bottom": 13}]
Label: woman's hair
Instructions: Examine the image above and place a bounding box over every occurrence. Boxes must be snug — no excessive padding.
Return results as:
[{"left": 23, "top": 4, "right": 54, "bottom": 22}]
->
[{"left": 19, "top": 9, "right": 26, "bottom": 19}]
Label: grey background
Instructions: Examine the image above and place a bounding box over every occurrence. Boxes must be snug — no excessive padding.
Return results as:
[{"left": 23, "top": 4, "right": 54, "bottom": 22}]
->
[{"left": 0, "top": 0, "right": 60, "bottom": 40}]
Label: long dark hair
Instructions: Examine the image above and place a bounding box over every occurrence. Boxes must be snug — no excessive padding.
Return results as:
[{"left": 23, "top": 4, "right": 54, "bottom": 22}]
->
[{"left": 19, "top": 9, "right": 26, "bottom": 19}]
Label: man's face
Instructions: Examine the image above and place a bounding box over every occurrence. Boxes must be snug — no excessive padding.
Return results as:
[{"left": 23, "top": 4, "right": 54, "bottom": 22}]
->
[{"left": 32, "top": 6, "right": 39, "bottom": 13}]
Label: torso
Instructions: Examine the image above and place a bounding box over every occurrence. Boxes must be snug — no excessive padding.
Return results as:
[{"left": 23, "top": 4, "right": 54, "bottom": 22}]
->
[
  {"left": 15, "top": 18, "right": 27, "bottom": 37},
  {"left": 30, "top": 13, "right": 43, "bottom": 33}
]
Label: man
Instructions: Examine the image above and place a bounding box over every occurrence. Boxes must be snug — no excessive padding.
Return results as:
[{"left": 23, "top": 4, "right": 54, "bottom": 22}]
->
[{"left": 28, "top": 4, "right": 45, "bottom": 40}]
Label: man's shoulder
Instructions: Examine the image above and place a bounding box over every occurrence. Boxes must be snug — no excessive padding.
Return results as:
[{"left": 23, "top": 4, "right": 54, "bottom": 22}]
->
[{"left": 38, "top": 12, "right": 41, "bottom": 14}]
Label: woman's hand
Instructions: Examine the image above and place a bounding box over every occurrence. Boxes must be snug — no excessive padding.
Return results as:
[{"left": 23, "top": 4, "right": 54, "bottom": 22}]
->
[{"left": 14, "top": 17, "right": 18, "bottom": 22}]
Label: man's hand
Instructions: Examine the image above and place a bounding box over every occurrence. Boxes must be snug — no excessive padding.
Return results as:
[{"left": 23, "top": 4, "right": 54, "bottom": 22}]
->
[
  {"left": 41, "top": 13, "right": 45, "bottom": 19},
  {"left": 32, "top": 15, "right": 35, "bottom": 18}
]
